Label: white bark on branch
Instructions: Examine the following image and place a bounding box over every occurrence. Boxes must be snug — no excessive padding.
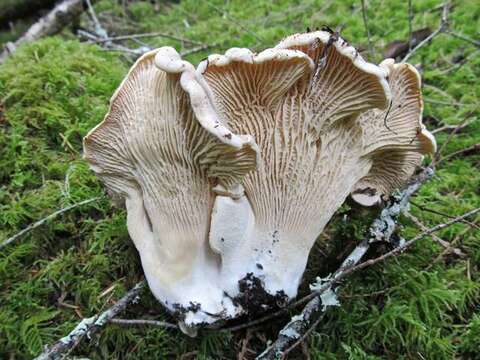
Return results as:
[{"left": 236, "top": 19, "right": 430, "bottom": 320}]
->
[
  {"left": 0, "top": 0, "right": 91, "bottom": 64},
  {"left": 35, "top": 281, "right": 145, "bottom": 360}
]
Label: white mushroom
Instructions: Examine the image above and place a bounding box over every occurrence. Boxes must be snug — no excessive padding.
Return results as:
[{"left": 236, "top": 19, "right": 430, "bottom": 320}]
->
[
  {"left": 83, "top": 49, "right": 258, "bottom": 326},
  {"left": 83, "top": 31, "right": 435, "bottom": 328},
  {"left": 199, "top": 31, "right": 432, "bottom": 303}
]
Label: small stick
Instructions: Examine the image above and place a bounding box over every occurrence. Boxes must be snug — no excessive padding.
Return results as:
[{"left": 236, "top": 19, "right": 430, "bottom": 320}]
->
[
  {"left": 1, "top": 197, "right": 101, "bottom": 250},
  {"left": 436, "top": 143, "right": 480, "bottom": 165},
  {"left": 110, "top": 318, "right": 177, "bottom": 329},
  {"left": 360, "top": 0, "right": 374, "bottom": 57},
  {"left": 446, "top": 30, "right": 480, "bottom": 48},
  {"left": 349, "top": 207, "right": 479, "bottom": 273},
  {"left": 404, "top": 211, "right": 465, "bottom": 256},
  {"left": 85, "top": 0, "right": 108, "bottom": 39},
  {"left": 93, "top": 32, "right": 203, "bottom": 46},
  {"left": 207, "top": 2, "right": 264, "bottom": 43},
  {"left": 402, "top": 2, "right": 450, "bottom": 62},
  {"left": 411, "top": 201, "right": 480, "bottom": 230},
  {"left": 433, "top": 115, "right": 472, "bottom": 165},
  {"left": 431, "top": 120, "right": 473, "bottom": 134},
  {"left": 408, "top": 0, "right": 414, "bottom": 51},
  {"left": 35, "top": 281, "right": 145, "bottom": 360},
  {"left": 180, "top": 43, "right": 216, "bottom": 57}
]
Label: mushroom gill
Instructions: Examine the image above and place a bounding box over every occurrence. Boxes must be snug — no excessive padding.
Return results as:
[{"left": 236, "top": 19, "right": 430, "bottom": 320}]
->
[{"left": 83, "top": 49, "right": 258, "bottom": 325}]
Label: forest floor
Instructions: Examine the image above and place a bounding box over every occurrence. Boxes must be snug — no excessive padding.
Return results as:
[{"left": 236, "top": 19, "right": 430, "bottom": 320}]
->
[{"left": 0, "top": 0, "right": 479, "bottom": 359}]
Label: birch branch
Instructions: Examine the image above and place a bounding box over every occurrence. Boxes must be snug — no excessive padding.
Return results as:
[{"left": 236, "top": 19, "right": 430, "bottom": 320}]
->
[
  {"left": 0, "top": 0, "right": 91, "bottom": 64},
  {"left": 35, "top": 281, "right": 145, "bottom": 360}
]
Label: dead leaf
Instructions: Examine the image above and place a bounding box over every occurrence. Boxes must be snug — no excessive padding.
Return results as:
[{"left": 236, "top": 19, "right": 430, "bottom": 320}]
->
[{"left": 384, "top": 28, "right": 432, "bottom": 58}]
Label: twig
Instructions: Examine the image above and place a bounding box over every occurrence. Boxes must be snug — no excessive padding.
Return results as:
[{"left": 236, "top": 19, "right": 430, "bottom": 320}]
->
[
  {"left": 256, "top": 167, "right": 434, "bottom": 359},
  {"left": 446, "top": 30, "right": 480, "bottom": 48},
  {"left": 78, "top": 29, "right": 213, "bottom": 59},
  {"left": 85, "top": 0, "right": 108, "bottom": 40},
  {"left": 0, "top": 197, "right": 101, "bottom": 250},
  {"left": 206, "top": 2, "right": 264, "bottom": 43},
  {"left": 110, "top": 318, "right": 177, "bottom": 329},
  {"left": 360, "top": 0, "right": 374, "bottom": 57},
  {"left": 433, "top": 115, "right": 472, "bottom": 164},
  {"left": 424, "top": 98, "right": 465, "bottom": 107},
  {"left": 78, "top": 29, "right": 151, "bottom": 55},
  {"left": 436, "top": 143, "right": 480, "bottom": 165},
  {"left": 410, "top": 201, "right": 480, "bottom": 230},
  {"left": 431, "top": 119, "right": 474, "bottom": 134},
  {"left": 349, "top": 207, "right": 479, "bottom": 273},
  {"left": 281, "top": 313, "right": 326, "bottom": 359},
  {"left": 408, "top": 0, "right": 413, "bottom": 52},
  {"left": 402, "top": 2, "right": 450, "bottom": 62},
  {"left": 346, "top": 216, "right": 478, "bottom": 299},
  {"left": 437, "top": 49, "right": 479, "bottom": 75},
  {"left": 93, "top": 32, "right": 203, "bottom": 46},
  {"left": 35, "top": 281, "right": 145, "bottom": 360},
  {"left": 0, "top": 0, "right": 92, "bottom": 64},
  {"left": 180, "top": 43, "right": 216, "bottom": 57},
  {"left": 404, "top": 211, "right": 465, "bottom": 256}
]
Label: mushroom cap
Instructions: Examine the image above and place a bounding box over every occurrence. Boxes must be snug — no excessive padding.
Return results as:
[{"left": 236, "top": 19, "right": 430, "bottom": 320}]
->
[
  {"left": 83, "top": 49, "right": 254, "bottom": 323},
  {"left": 351, "top": 59, "right": 436, "bottom": 206},
  {"left": 198, "top": 32, "right": 393, "bottom": 298}
]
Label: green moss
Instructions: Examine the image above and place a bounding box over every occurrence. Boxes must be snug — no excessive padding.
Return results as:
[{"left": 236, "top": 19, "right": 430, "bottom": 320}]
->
[{"left": 0, "top": 0, "right": 479, "bottom": 358}]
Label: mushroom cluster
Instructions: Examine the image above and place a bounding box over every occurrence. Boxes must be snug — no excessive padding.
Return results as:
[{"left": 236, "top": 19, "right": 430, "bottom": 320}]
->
[{"left": 83, "top": 30, "right": 435, "bottom": 330}]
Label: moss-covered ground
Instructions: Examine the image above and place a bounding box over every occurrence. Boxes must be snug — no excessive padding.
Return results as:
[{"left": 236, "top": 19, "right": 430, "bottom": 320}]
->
[{"left": 0, "top": 0, "right": 478, "bottom": 358}]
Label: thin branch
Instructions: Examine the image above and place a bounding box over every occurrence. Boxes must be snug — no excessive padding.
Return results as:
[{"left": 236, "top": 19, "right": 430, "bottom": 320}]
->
[
  {"left": 1, "top": 197, "right": 101, "bottom": 250},
  {"left": 349, "top": 207, "right": 479, "bottom": 273},
  {"left": 433, "top": 115, "right": 473, "bottom": 165},
  {"left": 78, "top": 29, "right": 214, "bottom": 59},
  {"left": 360, "top": 0, "right": 374, "bottom": 57},
  {"left": 0, "top": 0, "right": 91, "bottom": 64},
  {"left": 408, "top": 0, "right": 413, "bottom": 52},
  {"left": 402, "top": 1, "right": 450, "bottom": 62},
  {"left": 93, "top": 32, "right": 203, "bottom": 46},
  {"left": 110, "top": 318, "right": 178, "bottom": 329},
  {"left": 431, "top": 119, "right": 474, "bottom": 134},
  {"left": 411, "top": 201, "right": 480, "bottom": 230},
  {"left": 85, "top": 0, "right": 108, "bottom": 40},
  {"left": 35, "top": 281, "right": 145, "bottom": 360},
  {"left": 404, "top": 211, "right": 465, "bottom": 256},
  {"left": 206, "top": 2, "right": 264, "bottom": 43},
  {"left": 281, "top": 313, "right": 327, "bottom": 358},
  {"left": 446, "top": 30, "right": 480, "bottom": 48},
  {"left": 436, "top": 143, "right": 480, "bottom": 165},
  {"left": 424, "top": 98, "right": 465, "bottom": 107},
  {"left": 180, "top": 43, "right": 216, "bottom": 57}
]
